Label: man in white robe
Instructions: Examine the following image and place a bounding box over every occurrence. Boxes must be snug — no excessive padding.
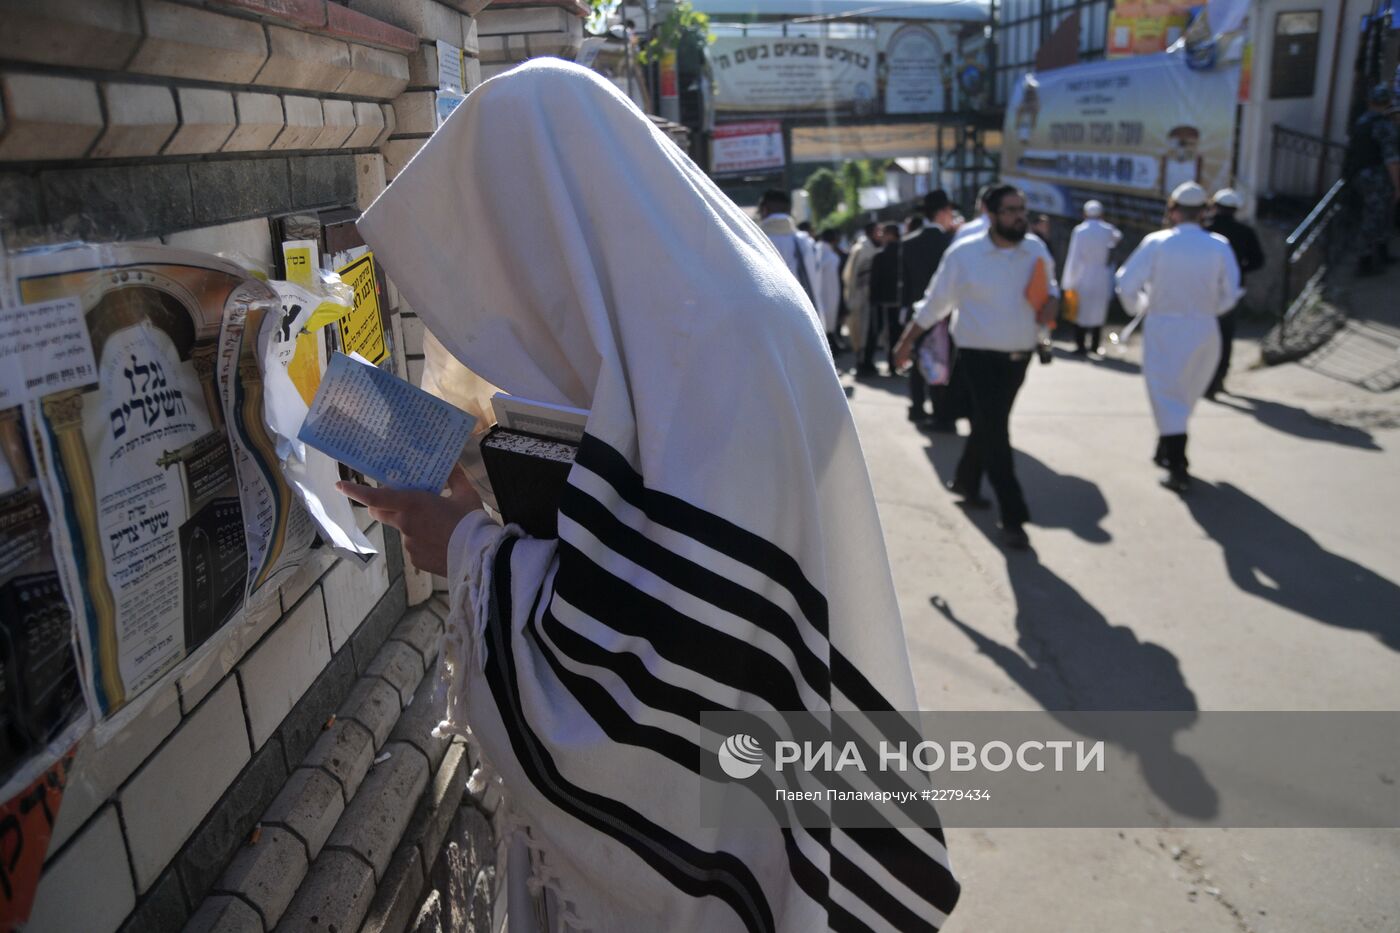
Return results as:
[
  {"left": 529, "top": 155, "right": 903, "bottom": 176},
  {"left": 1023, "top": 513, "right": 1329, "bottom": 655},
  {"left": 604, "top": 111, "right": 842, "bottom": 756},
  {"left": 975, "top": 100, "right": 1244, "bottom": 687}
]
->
[
  {"left": 842, "top": 222, "right": 883, "bottom": 374},
  {"left": 1115, "top": 182, "right": 1242, "bottom": 492},
  {"left": 815, "top": 228, "right": 844, "bottom": 343},
  {"left": 1061, "top": 200, "right": 1121, "bottom": 356}
]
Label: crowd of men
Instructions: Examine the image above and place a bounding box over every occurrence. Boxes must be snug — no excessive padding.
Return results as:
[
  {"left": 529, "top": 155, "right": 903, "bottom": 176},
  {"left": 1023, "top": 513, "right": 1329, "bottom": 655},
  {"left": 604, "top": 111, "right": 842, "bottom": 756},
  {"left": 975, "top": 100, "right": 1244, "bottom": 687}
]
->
[{"left": 758, "top": 177, "right": 1269, "bottom": 551}]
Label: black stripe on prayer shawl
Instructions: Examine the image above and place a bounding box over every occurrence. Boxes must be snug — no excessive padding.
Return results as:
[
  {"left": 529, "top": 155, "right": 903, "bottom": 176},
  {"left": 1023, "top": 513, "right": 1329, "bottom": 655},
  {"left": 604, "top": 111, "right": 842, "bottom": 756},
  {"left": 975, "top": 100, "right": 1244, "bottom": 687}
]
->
[
  {"left": 559, "top": 482, "right": 832, "bottom": 702},
  {"left": 565, "top": 435, "right": 961, "bottom": 920},
  {"left": 482, "top": 538, "right": 778, "bottom": 933}
]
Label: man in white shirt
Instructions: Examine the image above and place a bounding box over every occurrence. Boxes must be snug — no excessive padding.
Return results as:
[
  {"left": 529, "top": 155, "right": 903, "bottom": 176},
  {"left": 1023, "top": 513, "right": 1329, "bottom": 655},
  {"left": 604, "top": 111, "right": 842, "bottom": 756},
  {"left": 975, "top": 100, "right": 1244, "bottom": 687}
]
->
[
  {"left": 950, "top": 183, "right": 993, "bottom": 245},
  {"left": 893, "top": 184, "right": 1058, "bottom": 550},
  {"left": 757, "top": 188, "right": 822, "bottom": 311},
  {"left": 1115, "top": 181, "right": 1242, "bottom": 493},
  {"left": 1062, "top": 200, "right": 1122, "bottom": 356}
]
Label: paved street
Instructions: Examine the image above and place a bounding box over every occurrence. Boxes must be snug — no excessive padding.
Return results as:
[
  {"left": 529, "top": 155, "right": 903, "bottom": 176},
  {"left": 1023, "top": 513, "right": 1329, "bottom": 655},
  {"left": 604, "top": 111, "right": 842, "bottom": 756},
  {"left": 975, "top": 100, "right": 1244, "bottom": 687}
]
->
[{"left": 847, "top": 323, "right": 1400, "bottom": 932}]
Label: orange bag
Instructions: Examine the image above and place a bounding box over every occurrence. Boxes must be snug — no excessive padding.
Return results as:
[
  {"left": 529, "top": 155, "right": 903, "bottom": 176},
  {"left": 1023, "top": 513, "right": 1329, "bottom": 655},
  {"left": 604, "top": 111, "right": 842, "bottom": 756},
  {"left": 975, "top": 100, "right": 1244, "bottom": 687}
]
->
[
  {"left": 1062, "top": 289, "right": 1079, "bottom": 323},
  {"left": 1025, "top": 257, "right": 1050, "bottom": 313}
]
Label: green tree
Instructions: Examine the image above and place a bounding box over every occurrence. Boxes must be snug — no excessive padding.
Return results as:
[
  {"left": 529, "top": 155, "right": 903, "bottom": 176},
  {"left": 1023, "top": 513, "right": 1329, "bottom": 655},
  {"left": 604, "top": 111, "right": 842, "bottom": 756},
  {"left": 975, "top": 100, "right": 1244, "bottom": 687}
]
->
[{"left": 805, "top": 168, "right": 842, "bottom": 226}]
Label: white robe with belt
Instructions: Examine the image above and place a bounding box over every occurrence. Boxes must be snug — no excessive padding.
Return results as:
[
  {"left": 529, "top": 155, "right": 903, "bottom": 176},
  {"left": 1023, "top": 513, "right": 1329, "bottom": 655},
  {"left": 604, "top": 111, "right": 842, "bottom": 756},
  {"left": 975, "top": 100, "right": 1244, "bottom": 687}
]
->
[
  {"left": 1115, "top": 223, "right": 1242, "bottom": 435},
  {"left": 1062, "top": 219, "right": 1121, "bottom": 328}
]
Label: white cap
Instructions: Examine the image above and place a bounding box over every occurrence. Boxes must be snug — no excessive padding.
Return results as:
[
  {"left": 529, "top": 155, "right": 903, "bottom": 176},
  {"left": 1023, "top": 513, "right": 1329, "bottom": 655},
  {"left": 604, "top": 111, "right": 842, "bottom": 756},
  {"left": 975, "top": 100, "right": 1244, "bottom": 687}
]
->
[
  {"left": 1212, "top": 188, "right": 1243, "bottom": 209},
  {"left": 1170, "top": 181, "right": 1208, "bottom": 207},
  {"left": 1083, "top": 199, "right": 1104, "bottom": 218}
]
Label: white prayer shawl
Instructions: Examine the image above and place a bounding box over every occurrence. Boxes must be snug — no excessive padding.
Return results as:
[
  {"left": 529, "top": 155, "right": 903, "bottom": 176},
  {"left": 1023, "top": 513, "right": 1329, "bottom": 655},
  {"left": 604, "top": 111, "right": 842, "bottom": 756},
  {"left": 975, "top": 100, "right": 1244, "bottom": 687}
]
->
[
  {"left": 1061, "top": 219, "right": 1122, "bottom": 328},
  {"left": 950, "top": 214, "right": 988, "bottom": 244},
  {"left": 842, "top": 235, "right": 879, "bottom": 315},
  {"left": 357, "top": 60, "right": 958, "bottom": 933},
  {"left": 1115, "top": 223, "right": 1241, "bottom": 435}
]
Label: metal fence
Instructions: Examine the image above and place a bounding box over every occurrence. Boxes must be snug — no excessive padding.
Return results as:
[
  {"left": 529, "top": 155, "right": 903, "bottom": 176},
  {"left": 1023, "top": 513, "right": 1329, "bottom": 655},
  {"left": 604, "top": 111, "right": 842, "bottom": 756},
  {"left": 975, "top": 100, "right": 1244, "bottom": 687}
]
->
[{"left": 1268, "top": 124, "right": 1346, "bottom": 211}]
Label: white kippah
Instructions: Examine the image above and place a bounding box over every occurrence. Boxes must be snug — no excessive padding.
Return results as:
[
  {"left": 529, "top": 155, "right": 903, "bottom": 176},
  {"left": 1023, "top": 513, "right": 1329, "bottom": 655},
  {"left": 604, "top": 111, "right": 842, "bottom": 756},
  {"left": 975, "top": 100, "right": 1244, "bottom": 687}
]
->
[
  {"left": 1171, "top": 182, "right": 1208, "bottom": 207},
  {"left": 1083, "top": 200, "right": 1104, "bottom": 218},
  {"left": 1212, "top": 188, "right": 1243, "bottom": 209}
]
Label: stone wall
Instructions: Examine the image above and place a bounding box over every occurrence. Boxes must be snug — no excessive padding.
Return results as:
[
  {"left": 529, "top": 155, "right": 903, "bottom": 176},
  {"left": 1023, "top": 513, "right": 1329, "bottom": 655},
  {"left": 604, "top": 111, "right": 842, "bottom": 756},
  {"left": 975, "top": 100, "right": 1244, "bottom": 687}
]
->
[{"left": 0, "top": 0, "right": 583, "bottom": 930}]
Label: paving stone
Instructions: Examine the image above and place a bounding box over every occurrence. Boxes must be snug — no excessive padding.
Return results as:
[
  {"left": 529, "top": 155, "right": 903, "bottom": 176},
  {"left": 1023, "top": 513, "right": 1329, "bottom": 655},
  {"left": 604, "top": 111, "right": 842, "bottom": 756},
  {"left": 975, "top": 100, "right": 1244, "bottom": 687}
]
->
[
  {"left": 315, "top": 99, "right": 357, "bottom": 148},
  {"left": 0, "top": 0, "right": 142, "bottom": 70},
  {"left": 360, "top": 844, "right": 425, "bottom": 933},
  {"left": 288, "top": 152, "right": 357, "bottom": 207},
  {"left": 405, "top": 41, "right": 440, "bottom": 88},
  {"left": 388, "top": 672, "right": 450, "bottom": 771},
  {"left": 183, "top": 895, "right": 263, "bottom": 933},
  {"left": 189, "top": 158, "right": 290, "bottom": 225},
  {"left": 475, "top": 5, "right": 575, "bottom": 35},
  {"left": 264, "top": 766, "right": 346, "bottom": 860},
  {"left": 347, "top": 0, "right": 464, "bottom": 44},
  {"left": 165, "top": 88, "right": 237, "bottom": 155},
  {"left": 305, "top": 717, "right": 376, "bottom": 801},
  {"left": 326, "top": 741, "right": 430, "bottom": 880},
  {"left": 350, "top": 574, "right": 409, "bottom": 676},
  {"left": 341, "top": 674, "right": 402, "bottom": 749},
  {"left": 367, "top": 640, "right": 426, "bottom": 708},
  {"left": 326, "top": 2, "right": 418, "bottom": 52},
  {"left": 277, "top": 644, "right": 358, "bottom": 772},
  {"left": 354, "top": 151, "right": 387, "bottom": 209},
  {"left": 279, "top": 849, "right": 375, "bottom": 933},
  {"left": 339, "top": 43, "right": 411, "bottom": 99},
  {"left": 210, "top": 0, "right": 326, "bottom": 30},
  {"left": 224, "top": 92, "right": 285, "bottom": 152},
  {"left": 255, "top": 25, "right": 352, "bottom": 93},
  {"left": 392, "top": 91, "right": 437, "bottom": 136},
  {"left": 346, "top": 101, "right": 387, "bottom": 149},
  {"left": 272, "top": 94, "right": 324, "bottom": 150},
  {"left": 215, "top": 825, "right": 308, "bottom": 927},
  {"left": 404, "top": 741, "right": 468, "bottom": 871},
  {"left": 175, "top": 735, "right": 288, "bottom": 907},
  {"left": 129, "top": 0, "right": 268, "bottom": 83},
  {"left": 377, "top": 102, "right": 397, "bottom": 148},
  {"left": 464, "top": 54, "right": 482, "bottom": 91},
  {"left": 463, "top": 16, "right": 479, "bottom": 55},
  {"left": 0, "top": 72, "right": 103, "bottom": 161},
  {"left": 390, "top": 607, "right": 443, "bottom": 668},
  {"left": 91, "top": 82, "right": 177, "bottom": 159},
  {"left": 116, "top": 865, "right": 188, "bottom": 933}
]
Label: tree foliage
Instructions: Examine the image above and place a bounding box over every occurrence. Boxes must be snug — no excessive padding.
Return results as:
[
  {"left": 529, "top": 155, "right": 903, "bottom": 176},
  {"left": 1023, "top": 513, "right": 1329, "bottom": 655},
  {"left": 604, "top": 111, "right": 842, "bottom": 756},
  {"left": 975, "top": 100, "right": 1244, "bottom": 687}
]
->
[{"left": 805, "top": 168, "right": 843, "bottom": 225}]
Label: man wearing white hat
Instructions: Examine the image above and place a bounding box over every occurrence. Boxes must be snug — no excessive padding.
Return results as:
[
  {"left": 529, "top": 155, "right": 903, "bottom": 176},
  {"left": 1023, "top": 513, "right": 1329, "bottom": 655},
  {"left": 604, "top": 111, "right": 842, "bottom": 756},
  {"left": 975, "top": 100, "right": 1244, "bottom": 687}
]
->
[
  {"left": 1205, "top": 188, "right": 1264, "bottom": 398},
  {"left": 1115, "top": 181, "right": 1242, "bottom": 492},
  {"left": 1062, "top": 199, "right": 1122, "bottom": 356}
]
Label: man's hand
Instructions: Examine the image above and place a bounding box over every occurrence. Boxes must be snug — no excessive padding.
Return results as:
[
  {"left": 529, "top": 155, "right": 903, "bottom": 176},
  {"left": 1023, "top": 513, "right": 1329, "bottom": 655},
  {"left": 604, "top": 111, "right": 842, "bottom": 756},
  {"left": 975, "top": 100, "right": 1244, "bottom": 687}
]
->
[
  {"left": 337, "top": 465, "right": 483, "bottom": 577},
  {"left": 892, "top": 322, "right": 923, "bottom": 373}
]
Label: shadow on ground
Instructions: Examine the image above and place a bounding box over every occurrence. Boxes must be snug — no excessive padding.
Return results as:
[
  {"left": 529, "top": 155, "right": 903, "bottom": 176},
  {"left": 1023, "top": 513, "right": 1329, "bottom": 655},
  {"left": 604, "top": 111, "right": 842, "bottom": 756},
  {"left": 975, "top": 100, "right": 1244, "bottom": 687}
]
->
[
  {"left": 1180, "top": 480, "right": 1400, "bottom": 651},
  {"left": 919, "top": 437, "right": 1215, "bottom": 818},
  {"left": 1211, "top": 394, "right": 1382, "bottom": 450}
]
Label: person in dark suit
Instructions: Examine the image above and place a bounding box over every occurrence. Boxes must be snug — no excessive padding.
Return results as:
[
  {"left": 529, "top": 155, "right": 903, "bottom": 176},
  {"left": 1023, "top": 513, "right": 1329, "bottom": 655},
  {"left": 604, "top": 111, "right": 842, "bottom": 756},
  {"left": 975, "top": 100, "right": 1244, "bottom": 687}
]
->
[
  {"left": 1205, "top": 189, "right": 1264, "bottom": 399},
  {"left": 903, "top": 190, "right": 960, "bottom": 427},
  {"left": 865, "top": 222, "right": 905, "bottom": 373}
]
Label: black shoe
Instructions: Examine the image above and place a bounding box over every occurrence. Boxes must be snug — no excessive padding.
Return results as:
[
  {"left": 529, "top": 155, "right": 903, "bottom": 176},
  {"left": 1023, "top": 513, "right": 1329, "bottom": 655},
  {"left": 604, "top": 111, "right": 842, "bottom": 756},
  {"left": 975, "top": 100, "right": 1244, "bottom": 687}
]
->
[
  {"left": 908, "top": 407, "right": 929, "bottom": 423},
  {"left": 923, "top": 420, "right": 958, "bottom": 434},
  {"left": 1000, "top": 525, "right": 1030, "bottom": 550},
  {"left": 1071, "top": 346, "right": 1088, "bottom": 357},
  {"left": 1160, "top": 472, "right": 1192, "bottom": 493},
  {"left": 946, "top": 480, "right": 990, "bottom": 509},
  {"left": 854, "top": 362, "right": 878, "bottom": 377}
]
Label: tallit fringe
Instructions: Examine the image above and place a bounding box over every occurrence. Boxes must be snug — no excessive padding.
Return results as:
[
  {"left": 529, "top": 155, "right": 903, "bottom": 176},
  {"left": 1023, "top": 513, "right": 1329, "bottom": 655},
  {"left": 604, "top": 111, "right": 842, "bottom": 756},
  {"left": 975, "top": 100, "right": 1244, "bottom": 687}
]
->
[{"left": 499, "top": 802, "right": 592, "bottom": 932}]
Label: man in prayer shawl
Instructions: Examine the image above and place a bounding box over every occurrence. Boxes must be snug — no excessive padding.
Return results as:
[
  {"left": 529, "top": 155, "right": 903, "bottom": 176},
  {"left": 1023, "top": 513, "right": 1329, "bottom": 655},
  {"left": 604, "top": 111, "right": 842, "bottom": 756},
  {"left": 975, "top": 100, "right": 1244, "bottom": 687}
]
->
[
  {"left": 1115, "top": 181, "right": 1242, "bottom": 493},
  {"left": 757, "top": 188, "right": 822, "bottom": 309},
  {"left": 1061, "top": 200, "right": 1122, "bottom": 357},
  {"left": 816, "top": 228, "right": 844, "bottom": 351},
  {"left": 344, "top": 60, "right": 960, "bottom": 933}
]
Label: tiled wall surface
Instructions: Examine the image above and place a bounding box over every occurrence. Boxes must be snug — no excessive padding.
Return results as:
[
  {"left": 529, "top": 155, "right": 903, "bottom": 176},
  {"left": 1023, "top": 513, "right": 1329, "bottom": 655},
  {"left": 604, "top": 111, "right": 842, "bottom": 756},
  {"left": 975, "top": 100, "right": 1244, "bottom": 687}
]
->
[{"left": 0, "top": 0, "right": 587, "bottom": 930}]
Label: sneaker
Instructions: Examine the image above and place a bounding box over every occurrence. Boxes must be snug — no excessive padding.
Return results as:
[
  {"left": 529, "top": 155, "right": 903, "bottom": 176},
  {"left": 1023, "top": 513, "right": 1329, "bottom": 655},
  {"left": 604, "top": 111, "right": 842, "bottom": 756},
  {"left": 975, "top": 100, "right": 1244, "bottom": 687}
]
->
[{"left": 1000, "top": 525, "right": 1030, "bottom": 550}]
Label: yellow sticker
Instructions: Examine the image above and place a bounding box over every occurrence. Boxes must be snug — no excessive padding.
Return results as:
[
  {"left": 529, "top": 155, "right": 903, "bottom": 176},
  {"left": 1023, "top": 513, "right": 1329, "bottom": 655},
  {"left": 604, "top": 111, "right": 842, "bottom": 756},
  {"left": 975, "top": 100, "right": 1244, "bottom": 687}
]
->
[
  {"left": 283, "top": 244, "right": 316, "bottom": 288},
  {"left": 286, "top": 330, "right": 323, "bottom": 407},
  {"left": 335, "top": 253, "right": 388, "bottom": 365}
]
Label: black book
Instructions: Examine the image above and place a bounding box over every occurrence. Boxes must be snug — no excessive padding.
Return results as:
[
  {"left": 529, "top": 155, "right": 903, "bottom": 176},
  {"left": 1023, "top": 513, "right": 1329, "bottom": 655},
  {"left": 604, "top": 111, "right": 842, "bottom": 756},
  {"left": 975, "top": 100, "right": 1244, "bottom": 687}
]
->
[{"left": 480, "top": 426, "right": 578, "bottom": 538}]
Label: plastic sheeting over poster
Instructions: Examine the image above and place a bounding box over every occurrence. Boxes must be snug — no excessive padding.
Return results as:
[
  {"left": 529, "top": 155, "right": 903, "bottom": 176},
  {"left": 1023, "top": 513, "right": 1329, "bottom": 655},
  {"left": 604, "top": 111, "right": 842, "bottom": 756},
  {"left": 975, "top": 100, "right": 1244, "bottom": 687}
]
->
[{"left": 1001, "top": 49, "right": 1240, "bottom": 216}]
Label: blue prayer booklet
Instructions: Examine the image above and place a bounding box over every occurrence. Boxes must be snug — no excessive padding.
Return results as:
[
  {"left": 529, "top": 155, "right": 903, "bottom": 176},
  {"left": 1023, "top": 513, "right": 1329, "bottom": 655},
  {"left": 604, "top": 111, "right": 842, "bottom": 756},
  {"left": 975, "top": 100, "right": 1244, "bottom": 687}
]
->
[{"left": 298, "top": 352, "right": 476, "bottom": 492}]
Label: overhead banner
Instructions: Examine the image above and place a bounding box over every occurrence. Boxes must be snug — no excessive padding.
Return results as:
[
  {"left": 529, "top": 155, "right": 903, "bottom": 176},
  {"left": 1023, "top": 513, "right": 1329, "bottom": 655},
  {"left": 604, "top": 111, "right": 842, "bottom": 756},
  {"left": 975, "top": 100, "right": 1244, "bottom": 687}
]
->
[
  {"left": 791, "top": 123, "right": 943, "bottom": 163},
  {"left": 711, "top": 120, "right": 785, "bottom": 175},
  {"left": 709, "top": 36, "right": 877, "bottom": 113},
  {"left": 1001, "top": 50, "right": 1239, "bottom": 215}
]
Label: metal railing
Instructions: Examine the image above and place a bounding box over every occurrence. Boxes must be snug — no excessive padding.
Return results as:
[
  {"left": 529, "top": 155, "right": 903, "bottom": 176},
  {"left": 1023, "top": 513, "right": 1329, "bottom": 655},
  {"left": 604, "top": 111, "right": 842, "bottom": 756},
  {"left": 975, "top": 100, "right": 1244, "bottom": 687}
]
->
[
  {"left": 1269, "top": 124, "right": 1346, "bottom": 210},
  {"left": 1280, "top": 177, "right": 1349, "bottom": 336}
]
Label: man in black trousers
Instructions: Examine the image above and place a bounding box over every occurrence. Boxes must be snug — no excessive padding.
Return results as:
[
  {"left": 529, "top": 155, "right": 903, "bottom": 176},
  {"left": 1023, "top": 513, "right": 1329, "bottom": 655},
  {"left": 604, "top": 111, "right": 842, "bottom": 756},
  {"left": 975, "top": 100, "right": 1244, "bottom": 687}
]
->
[
  {"left": 1205, "top": 188, "right": 1264, "bottom": 399},
  {"left": 892, "top": 185, "right": 1058, "bottom": 550},
  {"left": 864, "top": 222, "right": 905, "bottom": 374},
  {"left": 901, "top": 190, "right": 959, "bottom": 426}
]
